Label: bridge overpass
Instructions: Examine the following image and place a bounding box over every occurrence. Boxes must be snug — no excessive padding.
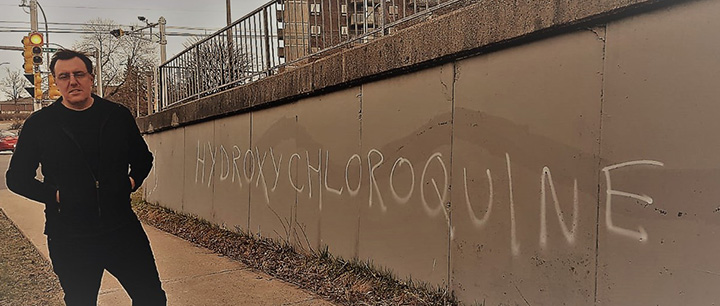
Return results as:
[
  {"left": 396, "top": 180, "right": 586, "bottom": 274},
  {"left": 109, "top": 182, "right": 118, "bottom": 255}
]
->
[{"left": 138, "top": 0, "right": 720, "bottom": 304}]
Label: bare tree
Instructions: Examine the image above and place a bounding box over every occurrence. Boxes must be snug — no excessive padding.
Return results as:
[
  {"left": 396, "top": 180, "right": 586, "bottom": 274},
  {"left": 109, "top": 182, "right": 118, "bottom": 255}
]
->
[
  {"left": 112, "top": 65, "right": 152, "bottom": 116},
  {"left": 72, "top": 18, "right": 157, "bottom": 98},
  {"left": 1, "top": 68, "right": 30, "bottom": 113},
  {"left": 178, "top": 35, "right": 252, "bottom": 98}
]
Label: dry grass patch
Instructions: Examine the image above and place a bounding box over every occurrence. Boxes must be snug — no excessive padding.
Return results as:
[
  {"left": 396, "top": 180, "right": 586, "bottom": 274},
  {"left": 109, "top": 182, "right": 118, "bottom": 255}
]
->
[
  {"left": 132, "top": 198, "right": 457, "bottom": 306},
  {"left": 0, "top": 209, "right": 63, "bottom": 306}
]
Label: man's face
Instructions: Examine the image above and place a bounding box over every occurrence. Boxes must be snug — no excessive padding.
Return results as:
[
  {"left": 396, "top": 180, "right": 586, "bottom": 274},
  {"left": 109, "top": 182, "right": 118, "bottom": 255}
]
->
[{"left": 53, "top": 57, "right": 94, "bottom": 109}]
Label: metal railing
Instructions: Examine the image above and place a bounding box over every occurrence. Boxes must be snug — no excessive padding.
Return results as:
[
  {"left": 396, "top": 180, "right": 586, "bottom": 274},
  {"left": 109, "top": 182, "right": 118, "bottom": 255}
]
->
[{"left": 158, "top": 0, "right": 464, "bottom": 111}]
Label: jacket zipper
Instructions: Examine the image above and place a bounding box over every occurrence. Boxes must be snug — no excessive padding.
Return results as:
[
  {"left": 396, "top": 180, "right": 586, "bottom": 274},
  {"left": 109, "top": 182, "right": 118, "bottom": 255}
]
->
[
  {"left": 96, "top": 180, "right": 101, "bottom": 216},
  {"left": 97, "top": 116, "right": 110, "bottom": 217},
  {"left": 96, "top": 115, "right": 110, "bottom": 217}
]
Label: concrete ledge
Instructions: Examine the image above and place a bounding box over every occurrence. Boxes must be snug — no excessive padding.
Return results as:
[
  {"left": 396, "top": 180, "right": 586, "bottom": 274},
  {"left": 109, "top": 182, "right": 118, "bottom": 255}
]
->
[{"left": 138, "top": 0, "right": 678, "bottom": 134}]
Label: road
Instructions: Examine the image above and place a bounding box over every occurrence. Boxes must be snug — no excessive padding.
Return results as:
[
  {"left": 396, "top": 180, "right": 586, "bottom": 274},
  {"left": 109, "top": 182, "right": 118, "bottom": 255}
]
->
[
  {"left": 0, "top": 152, "right": 10, "bottom": 190},
  {"left": 1, "top": 121, "right": 16, "bottom": 189}
]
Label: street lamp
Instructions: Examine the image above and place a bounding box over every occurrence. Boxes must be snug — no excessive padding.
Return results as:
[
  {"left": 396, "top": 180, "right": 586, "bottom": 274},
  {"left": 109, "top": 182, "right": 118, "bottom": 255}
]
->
[{"left": 137, "top": 16, "right": 152, "bottom": 39}]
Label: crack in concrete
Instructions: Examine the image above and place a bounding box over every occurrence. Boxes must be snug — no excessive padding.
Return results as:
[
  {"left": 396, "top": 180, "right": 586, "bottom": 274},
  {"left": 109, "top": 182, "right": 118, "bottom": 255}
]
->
[
  {"left": 281, "top": 297, "right": 318, "bottom": 305},
  {"left": 514, "top": 284, "right": 531, "bottom": 306},
  {"left": 159, "top": 267, "right": 251, "bottom": 284},
  {"left": 594, "top": 24, "right": 608, "bottom": 306},
  {"left": 587, "top": 27, "right": 606, "bottom": 42},
  {"left": 96, "top": 268, "right": 253, "bottom": 296}
]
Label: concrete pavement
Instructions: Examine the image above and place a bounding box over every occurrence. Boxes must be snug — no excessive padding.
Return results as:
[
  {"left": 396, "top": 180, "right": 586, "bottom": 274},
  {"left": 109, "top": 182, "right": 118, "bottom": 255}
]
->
[{"left": 0, "top": 188, "right": 336, "bottom": 306}]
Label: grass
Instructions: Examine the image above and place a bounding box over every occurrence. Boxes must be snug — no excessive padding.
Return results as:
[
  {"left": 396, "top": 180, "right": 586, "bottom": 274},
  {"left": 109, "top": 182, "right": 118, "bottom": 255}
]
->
[
  {"left": 0, "top": 209, "right": 63, "bottom": 306},
  {"left": 131, "top": 194, "right": 458, "bottom": 306}
]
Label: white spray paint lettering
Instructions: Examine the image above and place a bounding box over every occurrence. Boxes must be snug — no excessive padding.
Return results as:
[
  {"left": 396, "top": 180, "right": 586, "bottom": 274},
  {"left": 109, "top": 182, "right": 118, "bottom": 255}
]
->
[
  {"left": 463, "top": 168, "right": 493, "bottom": 228},
  {"left": 602, "top": 160, "right": 664, "bottom": 243},
  {"left": 540, "top": 167, "right": 578, "bottom": 248},
  {"left": 207, "top": 142, "right": 217, "bottom": 188},
  {"left": 506, "top": 153, "right": 521, "bottom": 257},
  {"left": 189, "top": 141, "right": 665, "bottom": 254},
  {"left": 367, "top": 149, "right": 386, "bottom": 212},
  {"left": 390, "top": 157, "right": 415, "bottom": 204},
  {"left": 255, "top": 148, "right": 270, "bottom": 203},
  {"left": 219, "top": 145, "right": 230, "bottom": 182},
  {"left": 269, "top": 148, "right": 282, "bottom": 191},
  {"left": 345, "top": 154, "right": 362, "bottom": 197}
]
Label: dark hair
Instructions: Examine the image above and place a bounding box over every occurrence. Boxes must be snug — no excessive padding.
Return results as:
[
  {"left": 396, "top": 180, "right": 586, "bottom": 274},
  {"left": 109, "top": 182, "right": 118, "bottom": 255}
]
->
[{"left": 50, "top": 49, "right": 94, "bottom": 76}]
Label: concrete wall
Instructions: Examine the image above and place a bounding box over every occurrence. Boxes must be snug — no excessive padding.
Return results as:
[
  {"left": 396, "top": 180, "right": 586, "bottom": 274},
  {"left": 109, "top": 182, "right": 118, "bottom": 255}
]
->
[{"left": 142, "top": 0, "right": 720, "bottom": 304}]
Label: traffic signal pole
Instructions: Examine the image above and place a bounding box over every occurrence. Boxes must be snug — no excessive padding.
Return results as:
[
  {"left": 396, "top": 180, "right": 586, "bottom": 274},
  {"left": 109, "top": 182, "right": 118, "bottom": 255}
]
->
[
  {"left": 29, "top": 0, "right": 41, "bottom": 111},
  {"left": 110, "top": 16, "right": 166, "bottom": 113},
  {"left": 96, "top": 46, "right": 103, "bottom": 97},
  {"left": 29, "top": 0, "right": 38, "bottom": 32}
]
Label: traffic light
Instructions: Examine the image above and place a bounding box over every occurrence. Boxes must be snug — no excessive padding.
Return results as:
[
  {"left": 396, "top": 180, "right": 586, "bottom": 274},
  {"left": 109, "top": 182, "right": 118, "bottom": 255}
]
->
[
  {"left": 22, "top": 36, "right": 33, "bottom": 74},
  {"left": 29, "top": 32, "right": 43, "bottom": 45},
  {"left": 28, "top": 32, "right": 43, "bottom": 66},
  {"left": 33, "top": 72, "right": 43, "bottom": 100},
  {"left": 23, "top": 36, "right": 35, "bottom": 97},
  {"left": 48, "top": 74, "right": 61, "bottom": 100},
  {"left": 110, "top": 29, "right": 124, "bottom": 38}
]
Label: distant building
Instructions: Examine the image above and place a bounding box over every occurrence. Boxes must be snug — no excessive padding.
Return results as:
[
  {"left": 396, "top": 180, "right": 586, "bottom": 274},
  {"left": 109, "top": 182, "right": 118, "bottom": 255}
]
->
[
  {"left": 278, "top": 0, "right": 410, "bottom": 62},
  {"left": 0, "top": 98, "right": 34, "bottom": 114}
]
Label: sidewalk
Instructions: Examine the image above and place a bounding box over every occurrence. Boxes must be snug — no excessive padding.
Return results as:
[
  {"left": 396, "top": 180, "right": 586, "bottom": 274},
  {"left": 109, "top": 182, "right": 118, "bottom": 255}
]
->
[{"left": 0, "top": 189, "right": 336, "bottom": 306}]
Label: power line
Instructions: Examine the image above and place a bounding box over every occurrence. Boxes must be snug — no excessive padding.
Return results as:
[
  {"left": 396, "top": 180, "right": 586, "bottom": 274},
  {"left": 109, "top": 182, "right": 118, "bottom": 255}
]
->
[
  {"left": 0, "top": 3, "right": 220, "bottom": 13},
  {"left": 0, "top": 29, "right": 207, "bottom": 37},
  {"left": 0, "top": 20, "right": 217, "bottom": 32}
]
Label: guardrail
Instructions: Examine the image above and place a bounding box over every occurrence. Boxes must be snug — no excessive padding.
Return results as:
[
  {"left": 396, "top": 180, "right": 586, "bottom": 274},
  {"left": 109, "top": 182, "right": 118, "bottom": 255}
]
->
[{"left": 158, "top": 0, "right": 464, "bottom": 111}]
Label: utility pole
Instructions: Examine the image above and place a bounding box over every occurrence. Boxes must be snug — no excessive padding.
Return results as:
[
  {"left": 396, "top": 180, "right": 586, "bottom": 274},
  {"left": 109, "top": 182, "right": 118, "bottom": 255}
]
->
[
  {"left": 136, "top": 70, "right": 140, "bottom": 117},
  {"left": 146, "top": 74, "right": 153, "bottom": 115},
  {"left": 226, "top": 0, "right": 235, "bottom": 81},
  {"left": 157, "top": 17, "right": 166, "bottom": 113},
  {"left": 29, "top": 0, "right": 37, "bottom": 32},
  {"left": 29, "top": 0, "right": 40, "bottom": 111},
  {"left": 226, "top": 0, "right": 232, "bottom": 27},
  {"left": 226, "top": 0, "right": 233, "bottom": 46},
  {"left": 96, "top": 47, "right": 103, "bottom": 97},
  {"left": 158, "top": 17, "right": 167, "bottom": 63}
]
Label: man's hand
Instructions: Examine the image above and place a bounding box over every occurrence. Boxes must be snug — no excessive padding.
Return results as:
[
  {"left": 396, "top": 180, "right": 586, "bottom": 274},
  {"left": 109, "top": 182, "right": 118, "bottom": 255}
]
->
[
  {"left": 56, "top": 190, "right": 60, "bottom": 203},
  {"left": 129, "top": 177, "right": 136, "bottom": 190}
]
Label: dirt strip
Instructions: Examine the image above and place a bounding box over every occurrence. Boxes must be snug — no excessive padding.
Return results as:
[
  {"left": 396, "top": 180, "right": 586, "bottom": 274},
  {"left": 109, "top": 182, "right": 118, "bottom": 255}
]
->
[{"left": 0, "top": 209, "right": 63, "bottom": 306}]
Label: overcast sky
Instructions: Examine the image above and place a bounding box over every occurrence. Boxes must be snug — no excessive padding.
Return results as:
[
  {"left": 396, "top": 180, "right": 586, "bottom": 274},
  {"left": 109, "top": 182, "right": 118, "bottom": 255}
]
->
[{"left": 0, "top": 0, "right": 268, "bottom": 97}]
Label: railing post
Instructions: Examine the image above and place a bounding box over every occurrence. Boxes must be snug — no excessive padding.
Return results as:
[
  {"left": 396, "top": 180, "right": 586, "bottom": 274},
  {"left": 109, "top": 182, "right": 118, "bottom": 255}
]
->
[
  {"left": 156, "top": 66, "right": 162, "bottom": 111},
  {"left": 263, "top": 6, "right": 272, "bottom": 75},
  {"left": 195, "top": 46, "right": 201, "bottom": 101},
  {"left": 381, "top": 0, "right": 386, "bottom": 36}
]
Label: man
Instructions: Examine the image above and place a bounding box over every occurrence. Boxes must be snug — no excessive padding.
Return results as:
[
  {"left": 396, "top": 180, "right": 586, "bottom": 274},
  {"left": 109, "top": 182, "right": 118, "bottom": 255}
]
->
[{"left": 5, "top": 49, "right": 166, "bottom": 305}]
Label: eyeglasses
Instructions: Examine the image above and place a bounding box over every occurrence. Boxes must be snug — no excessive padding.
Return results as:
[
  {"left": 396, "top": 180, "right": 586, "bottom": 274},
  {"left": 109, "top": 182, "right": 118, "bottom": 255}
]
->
[{"left": 56, "top": 71, "right": 90, "bottom": 82}]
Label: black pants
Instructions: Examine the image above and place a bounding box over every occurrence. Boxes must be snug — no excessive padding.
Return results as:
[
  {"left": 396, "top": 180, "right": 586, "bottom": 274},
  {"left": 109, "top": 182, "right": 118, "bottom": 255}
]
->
[{"left": 48, "top": 222, "right": 166, "bottom": 306}]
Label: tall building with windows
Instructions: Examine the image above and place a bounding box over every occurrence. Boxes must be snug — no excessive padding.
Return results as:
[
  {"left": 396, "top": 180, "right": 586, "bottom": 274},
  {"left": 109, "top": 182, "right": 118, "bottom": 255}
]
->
[{"left": 277, "top": 0, "right": 412, "bottom": 62}]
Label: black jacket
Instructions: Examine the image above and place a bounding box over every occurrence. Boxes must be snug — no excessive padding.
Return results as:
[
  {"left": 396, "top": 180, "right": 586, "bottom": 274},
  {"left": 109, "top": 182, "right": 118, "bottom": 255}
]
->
[{"left": 5, "top": 95, "right": 153, "bottom": 237}]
